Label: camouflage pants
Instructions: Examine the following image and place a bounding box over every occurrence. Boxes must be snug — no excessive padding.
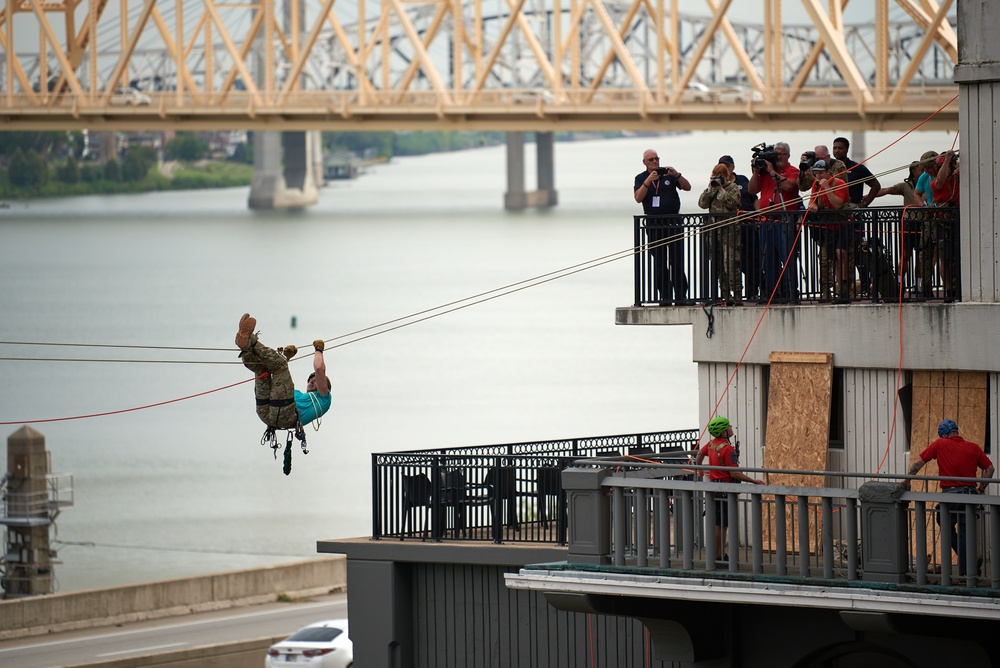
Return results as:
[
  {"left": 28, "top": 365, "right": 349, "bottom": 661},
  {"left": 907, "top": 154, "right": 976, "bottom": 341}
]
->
[
  {"left": 240, "top": 341, "right": 299, "bottom": 429},
  {"left": 707, "top": 225, "right": 741, "bottom": 300}
]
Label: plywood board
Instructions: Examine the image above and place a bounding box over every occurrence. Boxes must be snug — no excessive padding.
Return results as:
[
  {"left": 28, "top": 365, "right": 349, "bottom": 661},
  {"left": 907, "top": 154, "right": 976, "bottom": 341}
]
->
[
  {"left": 907, "top": 370, "right": 988, "bottom": 570},
  {"left": 763, "top": 352, "right": 834, "bottom": 555}
]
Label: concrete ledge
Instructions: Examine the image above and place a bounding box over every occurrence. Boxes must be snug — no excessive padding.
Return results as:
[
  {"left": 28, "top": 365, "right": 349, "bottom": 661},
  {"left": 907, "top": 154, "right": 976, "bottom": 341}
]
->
[
  {"left": 0, "top": 557, "right": 345, "bottom": 640},
  {"left": 64, "top": 636, "right": 286, "bottom": 668}
]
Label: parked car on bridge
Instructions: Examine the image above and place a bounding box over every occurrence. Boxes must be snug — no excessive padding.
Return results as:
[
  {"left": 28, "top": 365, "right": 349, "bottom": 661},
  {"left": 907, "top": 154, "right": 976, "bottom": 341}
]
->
[
  {"left": 110, "top": 87, "right": 152, "bottom": 106},
  {"left": 265, "top": 619, "right": 353, "bottom": 668}
]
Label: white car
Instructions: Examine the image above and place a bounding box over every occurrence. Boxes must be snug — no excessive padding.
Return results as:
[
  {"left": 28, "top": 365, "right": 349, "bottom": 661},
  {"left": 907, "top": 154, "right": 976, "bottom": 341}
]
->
[
  {"left": 110, "top": 87, "right": 152, "bottom": 106},
  {"left": 265, "top": 619, "right": 353, "bottom": 668}
]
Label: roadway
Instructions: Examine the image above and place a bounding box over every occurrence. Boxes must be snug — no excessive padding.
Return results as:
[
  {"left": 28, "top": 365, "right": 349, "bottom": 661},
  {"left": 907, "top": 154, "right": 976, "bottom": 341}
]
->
[{"left": 0, "top": 592, "right": 347, "bottom": 668}]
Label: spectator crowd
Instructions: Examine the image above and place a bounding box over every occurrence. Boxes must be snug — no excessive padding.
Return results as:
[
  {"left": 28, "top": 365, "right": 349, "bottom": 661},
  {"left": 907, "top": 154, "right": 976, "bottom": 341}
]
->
[{"left": 634, "top": 137, "right": 960, "bottom": 305}]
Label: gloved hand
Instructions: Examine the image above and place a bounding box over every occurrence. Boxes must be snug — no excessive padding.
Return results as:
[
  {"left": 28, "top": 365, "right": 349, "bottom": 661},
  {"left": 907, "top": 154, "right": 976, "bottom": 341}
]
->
[{"left": 313, "top": 339, "right": 325, "bottom": 352}]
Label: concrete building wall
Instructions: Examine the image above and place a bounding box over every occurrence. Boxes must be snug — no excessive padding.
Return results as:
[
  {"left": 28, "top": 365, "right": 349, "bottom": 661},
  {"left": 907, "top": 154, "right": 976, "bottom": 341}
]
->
[{"left": 698, "top": 362, "right": 768, "bottom": 470}]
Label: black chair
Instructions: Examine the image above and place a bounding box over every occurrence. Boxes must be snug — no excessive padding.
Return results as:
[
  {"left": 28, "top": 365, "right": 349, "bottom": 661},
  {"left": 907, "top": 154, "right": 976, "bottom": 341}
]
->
[
  {"left": 536, "top": 465, "right": 562, "bottom": 528},
  {"left": 441, "top": 468, "right": 470, "bottom": 536},
  {"left": 401, "top": 473, "right": 433, "bottom": 538},
  {"left": 485, "top": 466, "right": 520, "bottom": 532}
]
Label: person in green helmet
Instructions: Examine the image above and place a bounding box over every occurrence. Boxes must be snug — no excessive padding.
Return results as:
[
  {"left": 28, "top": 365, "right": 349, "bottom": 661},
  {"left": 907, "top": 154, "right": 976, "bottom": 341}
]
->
[{"left": 695, "top": 416, "right": 764, "bottom": 560}]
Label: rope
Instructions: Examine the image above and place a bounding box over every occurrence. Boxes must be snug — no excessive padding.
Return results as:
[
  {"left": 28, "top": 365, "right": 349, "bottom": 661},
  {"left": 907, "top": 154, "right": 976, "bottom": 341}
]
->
[{"left": 0, "top": 377, "right": 255, "bottom": 425}]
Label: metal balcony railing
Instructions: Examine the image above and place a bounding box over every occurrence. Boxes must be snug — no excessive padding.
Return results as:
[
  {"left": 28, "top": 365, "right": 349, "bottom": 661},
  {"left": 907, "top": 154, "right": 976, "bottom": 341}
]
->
[
  {"left": 371, "top": 429, "right": 698, "bottom": 544},
  {"left": 633, "top": 206, "right": 960, "bottom": 306},
  {"left": 574, "top": 459, "right": 999, "bottom": 590}
]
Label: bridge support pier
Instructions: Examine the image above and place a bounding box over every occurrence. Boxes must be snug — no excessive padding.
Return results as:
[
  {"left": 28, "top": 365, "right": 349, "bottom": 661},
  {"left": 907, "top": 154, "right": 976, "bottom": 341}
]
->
[
  {"left": 504, "top": 132, "right": 558, "bottom": 210},
  {"left": 248, "top": 131, "right": 323, "bottom": 210}
]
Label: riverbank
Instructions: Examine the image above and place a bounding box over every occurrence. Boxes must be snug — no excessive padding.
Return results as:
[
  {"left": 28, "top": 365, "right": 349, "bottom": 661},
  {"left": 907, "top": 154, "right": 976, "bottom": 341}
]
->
[{"left": 0, "top": 159, "right": 253, "bottom": 201}]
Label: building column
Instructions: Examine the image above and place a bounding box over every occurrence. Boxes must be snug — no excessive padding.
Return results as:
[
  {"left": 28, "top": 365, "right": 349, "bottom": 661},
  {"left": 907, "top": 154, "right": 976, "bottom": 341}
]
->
[{"left": 955, "top": 2, "right": 1000, "bottom": 302}]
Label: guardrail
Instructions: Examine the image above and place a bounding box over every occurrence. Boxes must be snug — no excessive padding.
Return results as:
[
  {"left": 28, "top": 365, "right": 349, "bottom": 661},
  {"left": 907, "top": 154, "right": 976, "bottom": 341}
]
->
[
  {"left": 371, "top": 429, "right": 698, "bottom": 544},
  {"left": 0, "top": 473, "right": 73, "bottom": 526},
  {"left": 634, "top": 206, "right": 960, "bottom": 306},
  {"left": 565, "top": 459, "right": 999, "bottom": 590}
]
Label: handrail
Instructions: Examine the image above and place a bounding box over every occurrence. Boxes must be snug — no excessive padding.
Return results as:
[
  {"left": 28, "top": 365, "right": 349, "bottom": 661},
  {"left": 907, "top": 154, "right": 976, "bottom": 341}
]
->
[
  {"left": 567, "top": 460, "right": 999, "bottom": 590},
  {"left": 633, "top": 205, "right": 960, "bottom": 306},
  {"left": 372, "top": 429, "right": 698, "bottom": 544}
]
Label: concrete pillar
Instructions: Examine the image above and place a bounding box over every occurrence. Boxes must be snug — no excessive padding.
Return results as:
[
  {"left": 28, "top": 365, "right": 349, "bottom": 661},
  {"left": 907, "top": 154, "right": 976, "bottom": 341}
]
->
[
  {"left": 99, "top": 132, "right": 117, "bottom": 164},
  {"left": 858, "top": 482, "right": 907, "bottom": 584},
  {"left": 248, "top": 131, "right": 320, "bottom": 210},
  {"left": 954, "top": 1, "right": 1000, "bottom": 302},
  {"left": 563, "top": 468, "right": 611, "bottom": 565},
  {"left": 4, "top": 426, "right": 53, "bottom": 597},
  {"left": 533, "top": 132, "right": 558, "bottom": 207},
  {"left": 504, "top": 131, "right": 528, "bottom": 210},
  {"left": 504, "top": 131, "right": 558, "bottom": 210}
]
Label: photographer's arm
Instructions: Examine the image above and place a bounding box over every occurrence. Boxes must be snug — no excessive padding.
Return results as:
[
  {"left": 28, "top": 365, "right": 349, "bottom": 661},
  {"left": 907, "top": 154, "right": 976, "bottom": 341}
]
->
[
  {"left": 748, "top": 170, "right": 762, "bottom": 196},
  {"left": 634, "top": 172, "right": 656, "bottom": 203}
]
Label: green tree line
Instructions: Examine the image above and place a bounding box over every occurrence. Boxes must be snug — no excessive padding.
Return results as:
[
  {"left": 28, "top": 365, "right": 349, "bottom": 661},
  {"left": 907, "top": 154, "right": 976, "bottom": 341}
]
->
[{"left": 0, "top": 129, "right": 534, "bottom": 199}]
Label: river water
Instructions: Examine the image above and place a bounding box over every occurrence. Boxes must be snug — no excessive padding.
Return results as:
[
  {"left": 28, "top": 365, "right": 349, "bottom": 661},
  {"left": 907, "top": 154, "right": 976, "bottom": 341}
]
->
[{"left": 0, "top": 130, "right": 954, "bottom": 593}]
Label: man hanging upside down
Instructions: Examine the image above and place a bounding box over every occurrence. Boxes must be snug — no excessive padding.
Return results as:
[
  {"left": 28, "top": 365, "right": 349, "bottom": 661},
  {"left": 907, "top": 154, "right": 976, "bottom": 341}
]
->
[{"left": 236, "top": 313, "right": 331, "bottom": 434}]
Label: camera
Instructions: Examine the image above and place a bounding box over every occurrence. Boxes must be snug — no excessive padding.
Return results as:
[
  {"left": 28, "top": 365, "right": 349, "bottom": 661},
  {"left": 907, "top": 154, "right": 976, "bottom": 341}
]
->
[
  {"left": 655, "top": 166, "right": 670, "bottom": 176},
  {"left": 751, "top": 142, "right": 779, "bottom": 172},
  {"left": 710, "top": 176, "right": 724, "bottom": 187},
  {"left": 799, "top": 150, "right": 817, "bottom": 171}
]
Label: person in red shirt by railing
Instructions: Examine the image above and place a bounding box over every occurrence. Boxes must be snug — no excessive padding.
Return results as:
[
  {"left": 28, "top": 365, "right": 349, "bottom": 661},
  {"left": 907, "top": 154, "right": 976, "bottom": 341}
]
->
[
  {"left": 905, "top": 419, "right": 994, "bottom": 576},
  {"left": 807, "top": 160, "right": 852, "bottom": 301},
  {"left": 695, "top": 416, "right": 764, "bottom": 560}
]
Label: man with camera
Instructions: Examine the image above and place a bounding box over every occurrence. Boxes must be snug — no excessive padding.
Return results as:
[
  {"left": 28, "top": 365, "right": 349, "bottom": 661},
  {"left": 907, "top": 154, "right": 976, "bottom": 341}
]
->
[
  {"left": 797, "top": 145, "right": 845, "bottom": 192},
  {"left": 698, "top": 164, "right": 743, "bottom": 303},
  {"left": 747, "top": 141, "right": 800, "bottom": 301},
  {"left": 635, "top": 148, "right": 692, "bottom": 304},
  {"left": 806, "top": 161, "right": 852, "bottom": 301}
]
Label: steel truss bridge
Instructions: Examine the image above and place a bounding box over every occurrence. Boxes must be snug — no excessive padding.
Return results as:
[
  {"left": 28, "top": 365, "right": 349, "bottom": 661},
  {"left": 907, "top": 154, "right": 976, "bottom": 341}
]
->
[{"left": 0, "top": 0, "right": 958, "bottom": 131}]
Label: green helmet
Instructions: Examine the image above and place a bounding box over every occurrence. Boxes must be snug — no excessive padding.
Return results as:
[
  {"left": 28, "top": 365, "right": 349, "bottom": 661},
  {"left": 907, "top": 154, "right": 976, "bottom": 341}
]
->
[{"left": 708, "top": 416, "right": 731, "bottom": 437}]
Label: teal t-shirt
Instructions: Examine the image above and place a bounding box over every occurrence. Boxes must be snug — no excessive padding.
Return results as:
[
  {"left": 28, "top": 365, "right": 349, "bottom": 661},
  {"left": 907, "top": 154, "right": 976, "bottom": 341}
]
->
[
  {"left": 915, "top": 171, "right": 932, "bottom": 205},
  {"left": 295, "top": 390, "right": 332, "bottom": 426}
]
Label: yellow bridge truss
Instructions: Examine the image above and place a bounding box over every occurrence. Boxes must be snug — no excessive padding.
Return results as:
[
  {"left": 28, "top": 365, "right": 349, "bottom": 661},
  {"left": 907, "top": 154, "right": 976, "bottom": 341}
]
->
[{"left": 0, "top": 0, "right": 958, "bottom": 131}]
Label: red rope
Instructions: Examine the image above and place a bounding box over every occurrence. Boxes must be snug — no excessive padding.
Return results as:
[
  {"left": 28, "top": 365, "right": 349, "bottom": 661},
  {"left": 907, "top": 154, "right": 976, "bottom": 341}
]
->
[{"left": 0, "top": 376, "right": 256, "bottom": 425}]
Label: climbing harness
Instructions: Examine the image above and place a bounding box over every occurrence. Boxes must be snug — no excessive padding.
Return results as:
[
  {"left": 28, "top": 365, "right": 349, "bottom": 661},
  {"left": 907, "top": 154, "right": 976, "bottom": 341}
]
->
[{"left": 261, "top": 422, "right": 309, "bottom": 476}]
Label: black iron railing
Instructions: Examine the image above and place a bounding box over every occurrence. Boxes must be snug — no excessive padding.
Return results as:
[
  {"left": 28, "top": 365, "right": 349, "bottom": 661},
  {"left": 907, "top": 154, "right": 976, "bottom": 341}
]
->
[
  {"left": 633, "top": 206, "right": 960, "bottom": 306},
  {"left": 371, "top": 429, "right": 698, "bottom": 544}
]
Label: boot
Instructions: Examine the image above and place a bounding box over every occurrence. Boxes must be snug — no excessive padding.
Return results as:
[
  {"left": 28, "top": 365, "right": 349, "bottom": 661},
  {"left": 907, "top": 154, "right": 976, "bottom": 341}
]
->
[{"left": 236, "top": 313, "right": 257, "bottom": 350}]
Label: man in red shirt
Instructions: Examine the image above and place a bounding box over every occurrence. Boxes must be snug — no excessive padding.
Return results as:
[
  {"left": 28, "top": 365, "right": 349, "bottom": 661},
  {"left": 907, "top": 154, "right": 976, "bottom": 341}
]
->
[
  {"left": 806, "top": 160, "right": 851, "bottom": 301},
  {"left": 906, "top": 419, "right": 994, "bottom": 575},
  {"left": 696, "top": 416, "right": 764, "bottom": 560},
  {"left": 748, "top": 142, "right": 801, "bottom": 301}
]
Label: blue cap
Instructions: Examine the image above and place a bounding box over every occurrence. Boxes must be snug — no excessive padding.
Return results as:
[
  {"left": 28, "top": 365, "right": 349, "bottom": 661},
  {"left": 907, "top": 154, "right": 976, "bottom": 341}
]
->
[{"left": 938, "top": 419, "right": 958, "bottom": 437}]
